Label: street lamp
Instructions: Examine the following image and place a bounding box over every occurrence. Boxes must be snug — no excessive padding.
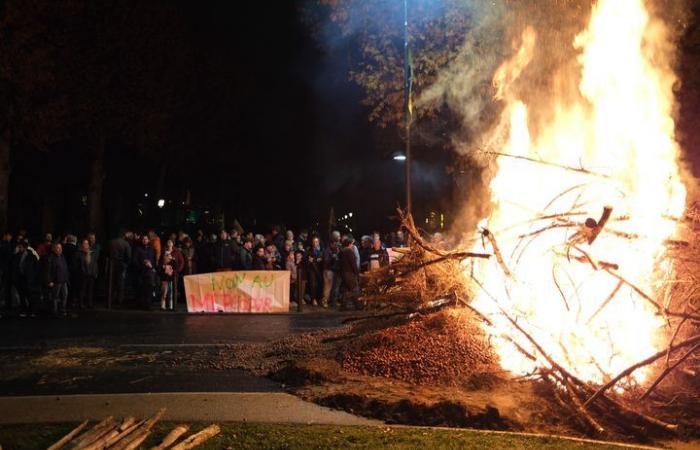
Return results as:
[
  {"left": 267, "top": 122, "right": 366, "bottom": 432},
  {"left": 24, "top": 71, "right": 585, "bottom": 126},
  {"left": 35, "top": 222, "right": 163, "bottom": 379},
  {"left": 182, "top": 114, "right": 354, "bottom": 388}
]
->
[
  {"left": 393, "top": 153, "right": 407, "bottom": 161},
  {"left": 157, "top": 199, "right": 165, "bottom": 208}
]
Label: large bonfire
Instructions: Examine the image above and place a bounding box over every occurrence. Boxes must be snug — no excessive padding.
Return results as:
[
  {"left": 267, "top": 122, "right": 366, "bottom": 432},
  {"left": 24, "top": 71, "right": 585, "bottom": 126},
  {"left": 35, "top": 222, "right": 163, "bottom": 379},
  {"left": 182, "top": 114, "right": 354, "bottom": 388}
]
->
[{"left": 467, "top": 0, "right": 687, "bottom": 388}]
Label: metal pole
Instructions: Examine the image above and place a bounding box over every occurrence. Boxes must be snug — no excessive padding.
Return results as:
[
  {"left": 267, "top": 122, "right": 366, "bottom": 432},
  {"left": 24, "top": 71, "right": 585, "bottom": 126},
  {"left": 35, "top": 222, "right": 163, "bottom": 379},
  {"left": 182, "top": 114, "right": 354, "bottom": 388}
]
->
[{"left": 403, "top": 0, "right": 412, "bottom": 216}]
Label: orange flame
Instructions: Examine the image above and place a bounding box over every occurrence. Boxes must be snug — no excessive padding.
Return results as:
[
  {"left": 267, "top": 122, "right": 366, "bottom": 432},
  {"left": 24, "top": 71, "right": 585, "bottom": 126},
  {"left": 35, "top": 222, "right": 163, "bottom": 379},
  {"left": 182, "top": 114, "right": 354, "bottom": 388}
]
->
[{"left": 467, "top": 0, "right": 686, "bottom": 384}]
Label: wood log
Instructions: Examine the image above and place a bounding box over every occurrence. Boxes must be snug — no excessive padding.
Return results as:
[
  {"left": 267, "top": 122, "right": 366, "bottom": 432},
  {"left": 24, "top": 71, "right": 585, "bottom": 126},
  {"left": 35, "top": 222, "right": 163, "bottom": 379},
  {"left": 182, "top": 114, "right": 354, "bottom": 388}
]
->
[
  {"left": 170, "top": 425, "right": 220, "bottom": 450},
  {"left": 83, "top": 419, "right": 144, "bottom": 450},
  {"left": 148, "top": 425, "right": 190, "bottom": 450},
  {"left": 122, "top": 430, "right": 151, "bottom": 450},
  {"left": 70, "top": 417, "right": 116, "bottom": 449},
  {"left": 81, "top": 417, "right": 136, "bottom": 450},
  {"left": 46, "top": 420, "right": 89, "bottom": 450},
  {"left": 109, "top": 409, "right": 165, "bottom": 450}
]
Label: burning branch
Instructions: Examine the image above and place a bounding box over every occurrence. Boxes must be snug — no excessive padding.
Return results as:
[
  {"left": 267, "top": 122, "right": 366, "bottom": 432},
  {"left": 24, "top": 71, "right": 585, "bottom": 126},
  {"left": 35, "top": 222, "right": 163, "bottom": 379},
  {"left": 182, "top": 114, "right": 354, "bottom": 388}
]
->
[
  {"left": 482, "top": 229, "right": 512, "bottom": 277},
  {"left": 640, "top": 342, "right": 700, "bottom": 401},
  {"left": 481, "top": 151, "right": 611, "bottom": 179},
  {"left": 583, "top": 333, "right": 700, "bottom": 408}
]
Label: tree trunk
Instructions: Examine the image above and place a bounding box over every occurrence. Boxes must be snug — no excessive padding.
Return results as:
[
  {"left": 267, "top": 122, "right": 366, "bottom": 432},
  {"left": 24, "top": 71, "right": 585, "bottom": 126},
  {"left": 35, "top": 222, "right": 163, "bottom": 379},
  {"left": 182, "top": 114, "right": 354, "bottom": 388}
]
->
[
  {"left": 0, "top": 135, "right": 10, "bottom": 232},
  {"left": 87, "top": 134, "right": 105, "bottom": 233}
]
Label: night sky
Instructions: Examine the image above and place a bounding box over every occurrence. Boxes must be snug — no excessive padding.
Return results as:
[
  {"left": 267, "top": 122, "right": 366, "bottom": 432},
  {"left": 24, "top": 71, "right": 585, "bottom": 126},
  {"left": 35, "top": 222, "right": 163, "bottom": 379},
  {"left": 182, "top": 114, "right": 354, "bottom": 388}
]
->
[{"left": 2, "top": 1, "right": 697, "bottom": 237}]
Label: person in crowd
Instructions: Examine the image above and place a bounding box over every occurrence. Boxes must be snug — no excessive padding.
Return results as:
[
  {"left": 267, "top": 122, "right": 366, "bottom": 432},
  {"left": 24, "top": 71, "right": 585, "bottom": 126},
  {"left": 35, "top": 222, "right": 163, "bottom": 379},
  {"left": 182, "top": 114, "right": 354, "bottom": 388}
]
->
[
  {"left": 285, "top": 230, "right": 295, "bottom": 247},
  {"left": 286, "top": 249, "right": 297, "bottom": 308},
  {"left": 181, "top": 237, "right": 196, "bottom": 275},
  {"left": 395, "top": 230, "right": 406, "bottom": 247},
  {"left": 148, "top": 230, "right": 162, "bottom": 264},
  {"left": 11, "top": 240, "right": 39, "bottom": 317},
  {"left": 298, "top": 229, "right": 309, "bottom": 249},
  {"left": 0, "top": 232, "right": 14, "bottom": 311},
  {"left": 165, "top": 239, "right": 185, "bottom": 304},
  {"left": 177, "top": 230, "right": 188, "bottom": 247},
  {"left": 195, "top": 229, "right": 205, "bottom": 246},
  {"left": 280, "top": 240, "right": 293, "bottom": 266},
  {"left": 132, "top": 234, "right": 156, "bottom": 309},
  {"left": 87, "top": 232, "right": 101, "bottom": 260},
  {"left": 254, "top": 234, "right": 265, "bottom": 248},
  {"left": 109, "top": 230, "right": 132, "bottom": 305},
  {"left": 229, "top": 230, "right": 241, "bottom": 269},
  {"left": 339, "top": 236, "right": 360, "bottom": 310},
  {"left": 294, "top": 250, "right": 306, "bottom": 312},
  {"left": 36, "top": 233, "right": 53, "bottom": 258},
  {"left": 330, "top": 230, "right": 341, "bottom": 243},
  {"left": 62, "top": 235, "right": 79, "bottom": 306},
  {"left": 239, "top": 238, "right": 254, "bottom": 270},
  {"left": 265, "top": 243, "right": 282, "bottom": 270},
  {"left": 306, "top": 236, "right": 323, "bottom": 306},
  {"left": 196, "top": 234, "right": 215, "bottom": 274},
  {"left": 76, "top": 238, "right": 99, "bottom": 308},
  {"left": 158, "top": 253, "right": 176, "bottom": 310},
  {"left": 253, "top": 245, "right": 267, "bottom": 270},
  {"left": 359, "top": 235, "right": 372, "bottom": 272},
  {"left": 271, "top": 225, "right": 285, "bottom": 251},
  {"left": 213, "top": 230, "right": 233, "bottom": 271},
  {"left": 368, "top": 235, "right": 389, "bottom": 271},
  {"left": 44, "top": 242, "right": 70, "bottom": 316},
  {"left": 321, "top": 238, "right": 341, "bottom": 308},
  {"left": 263, "top": 244, "right": 277, "bottom": 270},
  {"left": 345, "top": 234, "right": 360, "bottom": 272}
]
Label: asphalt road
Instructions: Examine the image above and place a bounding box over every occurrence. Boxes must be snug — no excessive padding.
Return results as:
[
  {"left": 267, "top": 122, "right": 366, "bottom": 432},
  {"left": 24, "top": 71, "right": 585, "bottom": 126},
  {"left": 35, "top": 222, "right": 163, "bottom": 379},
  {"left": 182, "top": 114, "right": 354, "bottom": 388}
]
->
[
  {"left": 0, "top": 309, "right": 353, "bottom": 396},
  {"left": 0, "top": 308, "right": 352, "bottom": 348}
]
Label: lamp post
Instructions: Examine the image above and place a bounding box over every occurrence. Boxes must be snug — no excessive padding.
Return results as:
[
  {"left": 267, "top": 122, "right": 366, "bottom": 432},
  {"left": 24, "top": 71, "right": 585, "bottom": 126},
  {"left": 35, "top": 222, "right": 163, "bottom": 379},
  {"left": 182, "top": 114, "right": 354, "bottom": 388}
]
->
[{"left": 403, "top": 0, "right": 412, "bottom": 216}]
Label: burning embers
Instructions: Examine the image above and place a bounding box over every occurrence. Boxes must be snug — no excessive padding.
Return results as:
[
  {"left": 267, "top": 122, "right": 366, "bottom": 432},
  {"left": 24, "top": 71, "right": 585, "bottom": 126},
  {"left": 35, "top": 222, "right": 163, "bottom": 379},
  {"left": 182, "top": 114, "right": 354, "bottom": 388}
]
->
[{"left": 466, "top": 0, "right": 687, "bottom": 389}]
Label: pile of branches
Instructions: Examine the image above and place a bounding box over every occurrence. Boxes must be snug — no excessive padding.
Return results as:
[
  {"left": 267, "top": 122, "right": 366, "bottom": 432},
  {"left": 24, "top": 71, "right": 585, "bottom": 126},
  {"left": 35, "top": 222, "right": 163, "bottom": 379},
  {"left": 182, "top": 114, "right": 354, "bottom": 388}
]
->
[
  {"left": 358, "top": 208, "right": 490, "bottom": 313},
  {"left": 359, "top": 189, "right": 700, "bottom": 437}
]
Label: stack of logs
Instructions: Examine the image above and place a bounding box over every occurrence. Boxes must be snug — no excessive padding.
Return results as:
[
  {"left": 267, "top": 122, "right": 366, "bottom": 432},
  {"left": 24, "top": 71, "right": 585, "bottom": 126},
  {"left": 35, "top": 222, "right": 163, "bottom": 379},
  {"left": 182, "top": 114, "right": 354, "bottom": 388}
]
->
[{"left": 46, "top": 409, "right": 220, "bottom": 450}]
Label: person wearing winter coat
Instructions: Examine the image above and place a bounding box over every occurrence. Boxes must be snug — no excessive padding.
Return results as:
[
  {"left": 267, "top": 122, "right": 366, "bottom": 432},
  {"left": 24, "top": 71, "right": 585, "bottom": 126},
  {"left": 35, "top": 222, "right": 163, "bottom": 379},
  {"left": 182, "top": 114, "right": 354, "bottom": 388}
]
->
[
  {"left": 132, "top": 235, "right": 156, "bottom": 309},
  {"left": 213, "top": 230, "right": 234, "bottom": 271},
  {"left": 305, "top": 237, "right": 323, "bottom": 306},
  {"left": 239, "top": 238, "right": 254, "bottom": 270},
  {"left": 76, "top": 238, "right": 99, "bottom": 309},
  {"left": 44, "top": 243, "right": 70, "bottom": 316},
  {"left": 367, "top": 237, "right": 390, "bottom": 271},
  {"left": 339, "top": 237, "right": 360, "bottom": 310},
  {"left": 321, "top": 239, "right": 341, "bottom": 307},
  {"left": 11, "top": 241, "right": 39, "bottom": 316},
  {"left": 252, "top": 246, "right": 267, "bottom": 270}
]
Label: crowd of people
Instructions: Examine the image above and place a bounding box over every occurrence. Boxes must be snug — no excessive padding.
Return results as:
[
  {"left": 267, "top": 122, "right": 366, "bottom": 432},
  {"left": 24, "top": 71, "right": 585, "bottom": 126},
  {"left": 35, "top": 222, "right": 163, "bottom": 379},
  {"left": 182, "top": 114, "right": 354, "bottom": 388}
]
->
[{"left": 0, "top": 225, "right": 409, "bottom": 316}]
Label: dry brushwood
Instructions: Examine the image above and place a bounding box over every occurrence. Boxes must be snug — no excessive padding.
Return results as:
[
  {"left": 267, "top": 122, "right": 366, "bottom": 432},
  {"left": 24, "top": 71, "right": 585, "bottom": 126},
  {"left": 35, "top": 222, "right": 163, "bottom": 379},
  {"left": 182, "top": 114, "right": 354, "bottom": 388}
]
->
[{"left": 359, "top": 209, "right": 489, "bottom": 310}]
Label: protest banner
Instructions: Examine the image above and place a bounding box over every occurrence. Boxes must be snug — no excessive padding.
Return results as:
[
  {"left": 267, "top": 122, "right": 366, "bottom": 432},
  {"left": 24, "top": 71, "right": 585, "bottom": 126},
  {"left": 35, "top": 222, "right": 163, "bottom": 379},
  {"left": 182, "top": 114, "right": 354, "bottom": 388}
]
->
[{"left": 184, "top": 271, "right": 290, "bottom": 313}]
